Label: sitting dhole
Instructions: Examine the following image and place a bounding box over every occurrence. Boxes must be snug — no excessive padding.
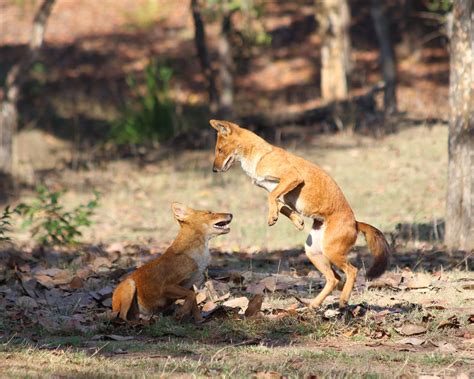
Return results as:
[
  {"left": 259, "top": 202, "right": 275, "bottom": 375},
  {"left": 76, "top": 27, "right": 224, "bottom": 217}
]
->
[
  {"left": 210, "top": 119, "right": 391, "bottom": 309},
  {"left": 112, "top": 203, "right": 232, "bottom": 321}
]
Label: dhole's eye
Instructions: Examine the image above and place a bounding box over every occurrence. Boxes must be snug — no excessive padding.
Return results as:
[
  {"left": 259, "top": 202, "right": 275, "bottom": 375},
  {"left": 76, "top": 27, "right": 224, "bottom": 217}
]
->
[{"left": 217, "top": 147, "right": 222, "bottom": 153}]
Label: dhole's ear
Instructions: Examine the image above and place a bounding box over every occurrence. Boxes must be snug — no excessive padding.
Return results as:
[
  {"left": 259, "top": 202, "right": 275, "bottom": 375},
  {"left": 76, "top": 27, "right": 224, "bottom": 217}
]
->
[
  {"left": 209, "top": 119, "right": 237, "bottom": 136},
  {"left": 172, "top": 202, "right": 190, "bottom": 222}
]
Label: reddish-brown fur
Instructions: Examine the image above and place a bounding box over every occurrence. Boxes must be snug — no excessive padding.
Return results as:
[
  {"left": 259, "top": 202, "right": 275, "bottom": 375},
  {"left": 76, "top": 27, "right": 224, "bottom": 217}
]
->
[
  {"left": 210, "top": 119, "right": 390, "bottom": 308},
  {"left": 112, "top": 203, "right": 232, "bottom": 321}
]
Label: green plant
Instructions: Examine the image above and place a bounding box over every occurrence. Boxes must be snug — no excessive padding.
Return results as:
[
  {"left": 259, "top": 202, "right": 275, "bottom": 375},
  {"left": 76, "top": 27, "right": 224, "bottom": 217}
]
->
[
  {"left": 426, "top": 0, "right": 452, "bottom": 12},
  {"left": 15, "top": 186, "right": 100, "bottom": 246},
  {"left": 110, "top": 60, "right": 176, "bottom": 145},
  {"left": 0, "top": 206, "right": 14, "bottom": 242}
]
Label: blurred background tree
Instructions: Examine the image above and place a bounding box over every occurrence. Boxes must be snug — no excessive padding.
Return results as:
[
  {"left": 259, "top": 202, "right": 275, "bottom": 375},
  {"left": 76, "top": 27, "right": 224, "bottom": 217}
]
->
[
  {"left": 445, "top": 0, "right": 473, "bottom": 251},
  {"left": 316, "top": 0, "right": 351, "bottom": 101},
  {"left": 0, "top": 0, "right": 55, "bottom": 176}
]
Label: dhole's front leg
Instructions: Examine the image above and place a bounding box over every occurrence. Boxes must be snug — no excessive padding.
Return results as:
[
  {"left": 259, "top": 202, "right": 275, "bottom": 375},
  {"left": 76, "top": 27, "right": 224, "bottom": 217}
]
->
[
  {"left": 267, "top": 176, "right": 303, "bottom": 226},
  {"left": 278, "top": 203, "right": 304, "bottom": 230}
]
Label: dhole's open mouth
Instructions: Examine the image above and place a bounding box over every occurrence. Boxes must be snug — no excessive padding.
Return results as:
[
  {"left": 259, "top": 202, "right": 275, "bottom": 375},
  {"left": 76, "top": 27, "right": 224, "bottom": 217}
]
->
[
  {"left": 213, "top": 216, "right": 232, "bottom": 233},
  {"left": 222, "top": 155, "right": 235, "bottom": 172}
]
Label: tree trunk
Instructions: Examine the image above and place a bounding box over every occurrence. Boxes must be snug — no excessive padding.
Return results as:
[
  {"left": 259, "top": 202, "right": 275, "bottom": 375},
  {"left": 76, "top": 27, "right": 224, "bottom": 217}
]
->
[
  {"left": 190, "top": 0, "right": 219, "bottom": 113},
  {"left": 217, "top": 12, "right": 234, "bottom": 119},
  {"left": 317, "top": 0, "right": 350, "bottom": 102},
  {"left": 0, "top": 0, "right": 56, "bottom": 175},
  {"left": 370, "top": 0, "right": 397, "bottom": 115},
  {"left": 445, "top": 0, "right": 474, "bottom": 251}
]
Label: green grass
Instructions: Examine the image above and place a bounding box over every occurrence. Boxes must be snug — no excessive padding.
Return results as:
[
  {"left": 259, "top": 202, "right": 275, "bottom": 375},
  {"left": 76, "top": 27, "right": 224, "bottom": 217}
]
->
[{"left": 1, "top": 337, "right": 469, "bottom": 378}]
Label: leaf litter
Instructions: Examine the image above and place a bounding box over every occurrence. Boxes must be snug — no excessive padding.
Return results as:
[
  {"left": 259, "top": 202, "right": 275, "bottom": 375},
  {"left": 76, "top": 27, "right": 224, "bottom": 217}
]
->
[{"left": 0, "top": 243, "right": 472, "bottom": 362}]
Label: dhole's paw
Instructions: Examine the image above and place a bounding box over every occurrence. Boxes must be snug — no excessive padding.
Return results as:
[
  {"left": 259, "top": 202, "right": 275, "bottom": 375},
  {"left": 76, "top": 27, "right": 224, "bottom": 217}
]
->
[
  {"left": 291, "top": 215, "right": 304, "bottom": 230},
  {"left": 194, "top": 314, "right": 205, "bottom": 324},
  {"left": 308, "top": 300, "right": 322, "bottom": 309},
  {"left": 267, "top": 213, "right": 279, "bottom": 226},
  {"left": 175, "top": 309, "right": 191, "bottom": 322}
]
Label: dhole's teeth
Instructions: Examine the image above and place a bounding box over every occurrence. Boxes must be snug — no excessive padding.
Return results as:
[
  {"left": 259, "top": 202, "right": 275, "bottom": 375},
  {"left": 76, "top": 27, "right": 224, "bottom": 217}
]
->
[{"left": 214, "top": 220, "right": 231, "bottom": 230}]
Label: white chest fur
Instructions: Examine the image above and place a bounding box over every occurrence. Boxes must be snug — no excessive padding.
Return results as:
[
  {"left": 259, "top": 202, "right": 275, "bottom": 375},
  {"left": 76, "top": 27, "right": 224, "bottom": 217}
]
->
[
  {"left": 191, "top": 245, "right": 211, "bottom": 273},
  {"left": 240, "top": 156, "right": 258, "bottom": 178},
  {"left": 240, "top": 155, "right": 279, "bottom": 192},
  {"left": 182, "top": 245, "right": 210, "bottom": 289}
]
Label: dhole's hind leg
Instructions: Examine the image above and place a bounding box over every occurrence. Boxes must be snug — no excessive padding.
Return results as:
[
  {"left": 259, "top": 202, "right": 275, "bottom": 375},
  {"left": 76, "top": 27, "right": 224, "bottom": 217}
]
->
[
  {"left": 278, "top": 203, "right": 304, "bottom": 230},
  {"left": 163, "top": 285, "right": 203, "bottom": 322},
  {"left": 112, "top": 278, "right": 139, "bottom": 321},
  {"left": 322, "top": 219, "right": 358, "bottom": 308},
  {"left": 305, "top": 220, "right": 341, "bottom": 308}
]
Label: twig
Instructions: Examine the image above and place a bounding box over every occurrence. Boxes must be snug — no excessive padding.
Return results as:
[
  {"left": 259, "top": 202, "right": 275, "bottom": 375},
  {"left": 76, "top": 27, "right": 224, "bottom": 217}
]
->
[
  {"left": 89, "top": 341, "right": 110, "bottom": 358},
  {"left": 294, "top": 295, "right": 310, "bottom": 306}
]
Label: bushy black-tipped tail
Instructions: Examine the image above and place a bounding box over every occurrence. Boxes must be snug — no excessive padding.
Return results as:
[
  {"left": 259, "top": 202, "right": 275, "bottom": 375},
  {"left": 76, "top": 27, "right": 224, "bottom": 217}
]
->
[{"left": 356, "top": 221, "right": 391, "bottom": 280}]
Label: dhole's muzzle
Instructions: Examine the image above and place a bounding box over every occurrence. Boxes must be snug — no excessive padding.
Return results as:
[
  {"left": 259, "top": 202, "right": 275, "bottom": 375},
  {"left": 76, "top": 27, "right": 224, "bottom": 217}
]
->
[
  {"left": 212, "top": 155, "right": 235, "bottom": 172},
  {"left": 212, "top": 213, "right": 233, "bottom": 234}
]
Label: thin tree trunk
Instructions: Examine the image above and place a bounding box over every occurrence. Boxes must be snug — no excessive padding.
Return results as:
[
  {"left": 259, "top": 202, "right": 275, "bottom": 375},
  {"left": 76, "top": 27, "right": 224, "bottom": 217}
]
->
[
  {"left": 190, "top": 0, "right": 219, "bottom": 113},
  {"left": 445, "top": 0, "right": 474, "bottom": 251},
  {"left": 341, "top": 0, "right": 351, "bottom": 75},
  {"left": 370, "top": 0, "right": 397, "bottom": 115},
  {"left": 0, "top": 0, "right": 56, "bottom": 175},
  {"left": 217, "top": 12, "right": 234, "bottom": 119},
  {"left": 318, "top": 0, "right": 350, "bottom": 102}
]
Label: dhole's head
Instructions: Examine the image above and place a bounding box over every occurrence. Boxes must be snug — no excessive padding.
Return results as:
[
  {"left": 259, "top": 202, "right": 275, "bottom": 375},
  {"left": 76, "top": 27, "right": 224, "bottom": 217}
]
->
[
  {"left": 210, "top": 119, "right": 241, "bottom": 172},
  {"left": 171, "top": 202, "right": 233, "bottom": 238}
]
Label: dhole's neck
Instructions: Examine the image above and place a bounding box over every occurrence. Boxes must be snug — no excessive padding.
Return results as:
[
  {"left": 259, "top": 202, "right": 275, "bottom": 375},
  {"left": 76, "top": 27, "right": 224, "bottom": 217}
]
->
[
  {"left": 170, "top": 225, "right": 208, "bottom": 252},
  {"left": 236, "top": 130, "right": 272, "bottom": 176}
]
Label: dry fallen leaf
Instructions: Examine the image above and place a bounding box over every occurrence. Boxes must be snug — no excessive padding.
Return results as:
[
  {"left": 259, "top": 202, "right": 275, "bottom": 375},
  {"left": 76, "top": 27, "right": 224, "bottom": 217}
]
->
[
  {"left": 396, "top": 324, "right": 427, "bottom": 336},
  {"left": 204, "top": 280, "right": 230, "bottom": 301},
  {"left": 19, "top": 276, "right": 38, "bottom": 298},
  {"left": 15, "top": 296, "right": 38, "bottom": 309},
  {"left": 202, "top": 301, "right": 218, "bottom": 313},
  {"left": 437, "top": 342, "right": 457, "bottom": 353},
  {"left": 245, "top": 294, "right": 263, "bottom": 317},
  {"left": 370, "top": 327, "right": 391, "bottom": 340},
  {"left": 406, "top": 273, "right": 432, "bottom": 289},
  {"left": 397, "top": 337, "right": 425, "bottom": 346},
  {"left": 98, "top": 286, "right": 113, "bottom": 298},
  {"left": 69, "top": 276, "right": 84, "bottom": 290},
  {"left": 324, "top": 309, "right": 340, "bottom": 319},
  {"left": 106, "top": 242, "right": 125, "bottom": 255},
  {"left": 246, "top": 282, "right": 266, "bottom": 295},
  {"left": 343, "top": 327, "right": 359, "bottom": 337},
  {"left": 368, "top": 272, "right": 402, "bottom": 290},
  {"left": 34, "top": 268, "right": 73, "bottom": 288},
  {"left": 223, "top": 296, "right": 249, "bottom": 312},
  {"left": 437, "top": 316, "right": 460, "bottom": 329},
  {"left": 92, "top": 257, "right": 113, "bottom": 272},
  {"left": 35, "top": 274, "right": 56, "bottom": 289},
  {"left": 255, "top": 371, "right": 283, "bottom": 379},
  {"left": 260, "top": 277, "right": 277, "bottom": 292}
]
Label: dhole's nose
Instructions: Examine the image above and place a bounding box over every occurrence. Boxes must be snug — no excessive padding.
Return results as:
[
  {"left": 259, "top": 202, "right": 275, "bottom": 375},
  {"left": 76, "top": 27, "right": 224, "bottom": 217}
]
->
[
  {"left": 212, "top": 164, "right": 218, "bottom": 172},
  {"left": 228, "top": 214, "right": 233, "bottom": 220}
]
